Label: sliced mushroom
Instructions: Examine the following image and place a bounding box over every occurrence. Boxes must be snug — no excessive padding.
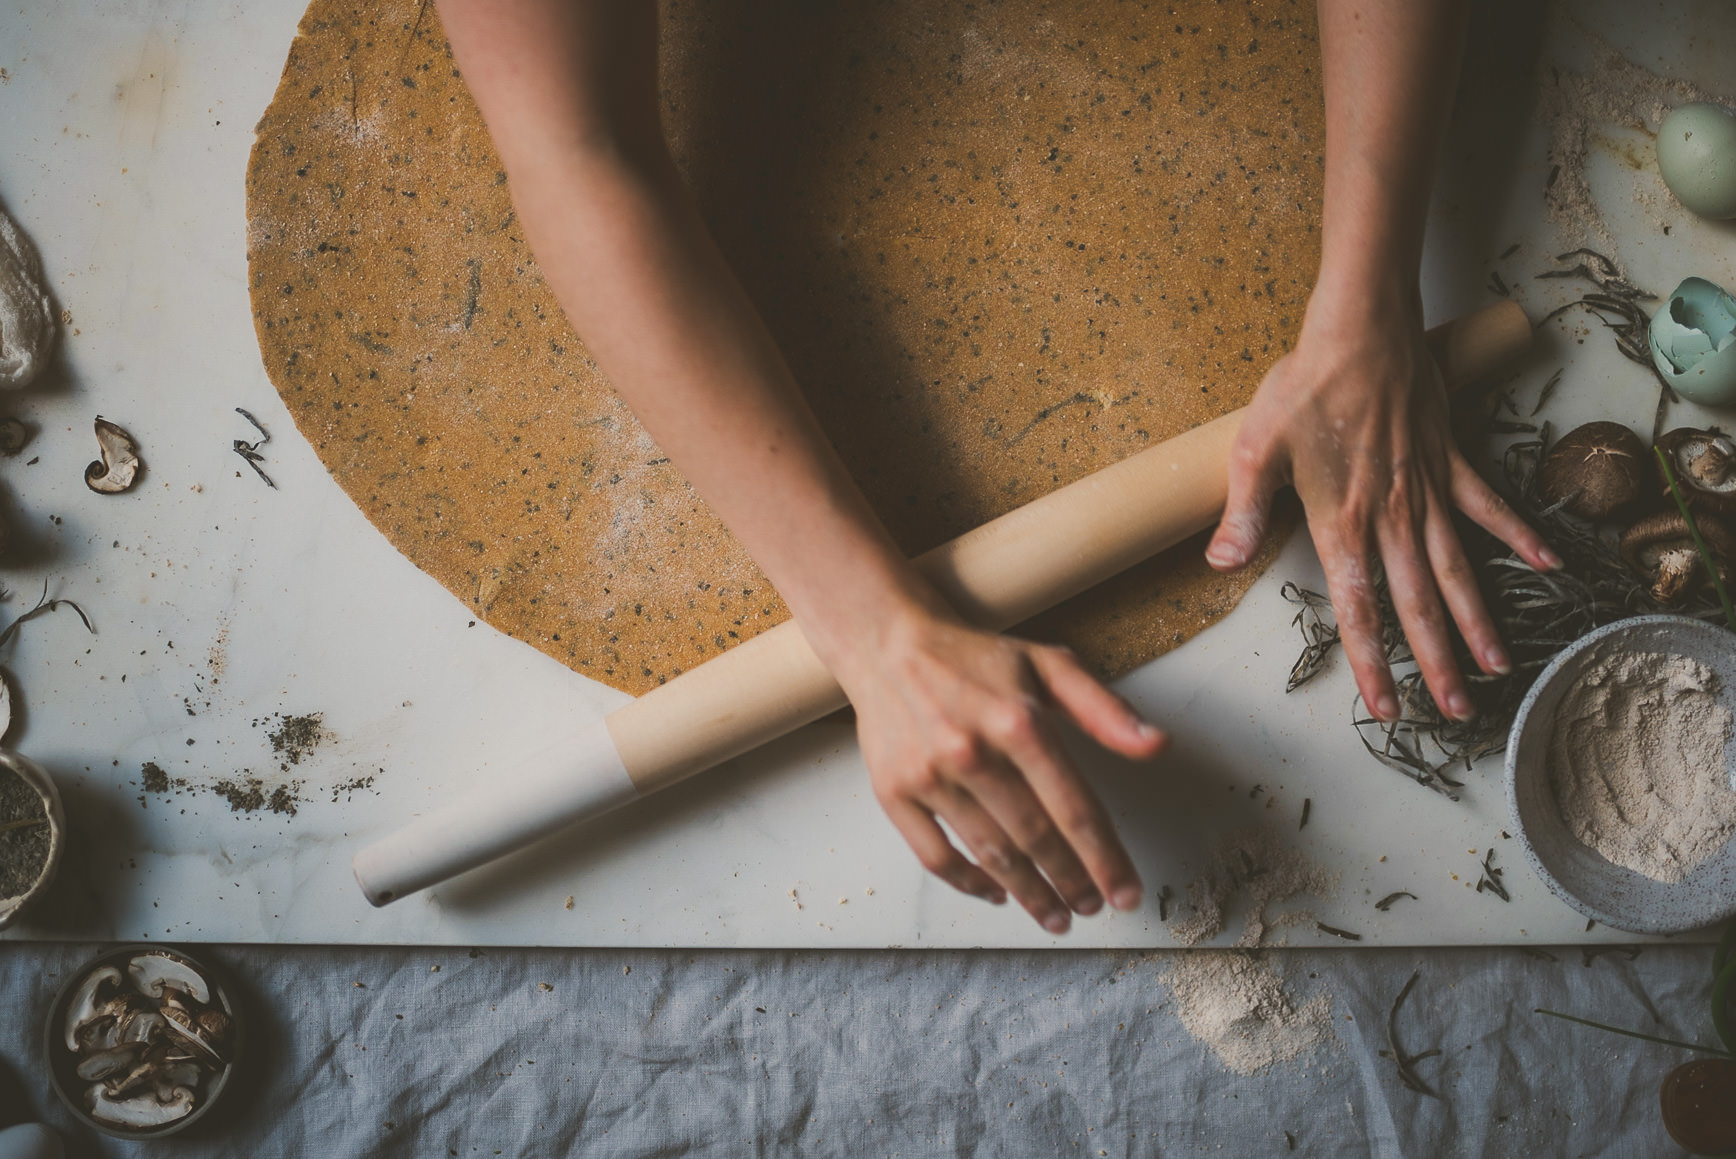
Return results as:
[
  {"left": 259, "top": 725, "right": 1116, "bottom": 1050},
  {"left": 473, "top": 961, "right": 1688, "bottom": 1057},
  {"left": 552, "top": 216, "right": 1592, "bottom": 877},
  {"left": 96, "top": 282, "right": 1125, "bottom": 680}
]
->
[
  {"left": 119, "top": 1009, "right": 166, "bottom": 1046},
  {"left": 85, "top": 1082, "right": 195, "bottom": 1130},
  {"left": 1538, "top": 421, "right": 1651, "bottom": 520},
  {"left": 74, "top": 1043, "right": 140, "bottom": 1083},
  {"left": 128, "top": 953, "right": 211, "bottom": 1006},
  {"left": 63, "top": 966, "right": 123, "bottom": 1052},
  {"left": 1656, "top": 428, "right": 1736, "bottom": 518},
  {"left": 150, "top": 1061, "right": 202, "bottom": 1103},
  {"left": 194, "top": 1008, "right": 232, "bottom": 1050},
  {"left": 84, "top": 417, "right": 140, "bottom": 494},
  {"left": 159, "top": 1005, "right": 224, "bottom": 1067},
  {"left": 1620, "top": 510, "right": 1736, "bottom": 604},
  {"left": 102, "top": 1045, "right": 171, "bottom": 1100}
]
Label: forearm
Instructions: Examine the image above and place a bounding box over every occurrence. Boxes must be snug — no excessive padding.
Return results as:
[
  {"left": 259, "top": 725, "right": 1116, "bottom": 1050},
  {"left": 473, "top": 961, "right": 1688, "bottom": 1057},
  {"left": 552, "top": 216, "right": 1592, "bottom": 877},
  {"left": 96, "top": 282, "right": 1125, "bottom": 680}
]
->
[
  {"left": 438, "top": 0, "right": 943, "bottom": 673},
  {"left": 1312, "top": 0, "right": 1466, "bottom": 314}
]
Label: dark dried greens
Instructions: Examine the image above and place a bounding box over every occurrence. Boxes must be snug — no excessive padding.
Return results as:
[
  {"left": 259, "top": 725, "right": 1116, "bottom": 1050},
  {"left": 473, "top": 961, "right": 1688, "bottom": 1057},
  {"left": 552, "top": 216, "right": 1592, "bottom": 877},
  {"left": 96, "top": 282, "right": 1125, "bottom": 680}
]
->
[
  {"left": 233, "top": 408, "right": 276, "bottom": 489},
  {"left": 1380, "top": 971, "right": 1442, "bottom": 1099}
]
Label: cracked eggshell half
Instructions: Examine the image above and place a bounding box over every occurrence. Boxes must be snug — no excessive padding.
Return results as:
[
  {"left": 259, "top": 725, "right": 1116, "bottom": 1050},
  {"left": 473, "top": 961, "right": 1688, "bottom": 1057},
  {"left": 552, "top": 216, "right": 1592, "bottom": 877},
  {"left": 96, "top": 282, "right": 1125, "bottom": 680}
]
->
[
  {"left": 0, "top": 749, "right": 65, "bottom": 932},
  {"left": 1651, "top": 278, "right": 1736, "bottom": 408}
]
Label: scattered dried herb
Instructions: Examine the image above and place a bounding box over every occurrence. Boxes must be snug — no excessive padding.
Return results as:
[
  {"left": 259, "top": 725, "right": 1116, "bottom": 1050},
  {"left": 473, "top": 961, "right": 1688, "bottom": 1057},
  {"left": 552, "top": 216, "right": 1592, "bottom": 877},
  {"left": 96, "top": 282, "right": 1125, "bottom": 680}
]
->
[
  {"left": 1285, "top": 1130, "right": 1297, "bottom": 1151},
  {"left": 1380, "top": 971, "right": 1441, "bottom": 1098},
  {"left": 1157, "top": 884, "right": 1172, "bottom": 922},
  {"left": 1316, "top": 922, "right": 1361, "bottom": 941},
  {"left": 1500, "top": 243, "right": 1521, "bottom": 260},
  {"left": 1281, "top": 583, "right": 1339, "bottom": 692},
  {"left": 1475, "top": 849, "right": 1510, "bottom": 902},
  {"left": 1529, "top": 368, "right": 1564, "bottom": 417},
  {"left": 266, "top": 712, "right": 328, "bottom": 769},
  {"left": 1299, "top": 798, "right": 1311, "bottom": 831},
  {"left": 1581, "top": 946, "right": 1642, "bottom": 967},
  {"left": 233, "top": 408, "right": 276, "bottom": 489},
  {"left": 1374, "top": 891, "right": 1417, "bottom": 912},
  {"left": 0, "top": 581, "right": 93, "bottom": 653},
  {"left": 140, "top": 762, "right": 171, "bottom": 793},
  {"left": 1487, "top": 270, "right": 1510, "bottom": 298},
  {"left": 1534, "top": 1008, "right": 1729, "bottom": 1056}
]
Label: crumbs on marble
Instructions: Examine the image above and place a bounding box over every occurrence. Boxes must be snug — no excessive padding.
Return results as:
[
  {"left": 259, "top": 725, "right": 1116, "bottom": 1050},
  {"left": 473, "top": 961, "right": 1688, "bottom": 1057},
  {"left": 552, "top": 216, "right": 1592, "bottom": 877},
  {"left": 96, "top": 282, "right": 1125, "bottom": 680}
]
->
[
  {"left": 787, "top": 888, "right": 802, "bottom": 910},
  {"left": 563, "top": 895, "right": 574, "bottom": 910}
]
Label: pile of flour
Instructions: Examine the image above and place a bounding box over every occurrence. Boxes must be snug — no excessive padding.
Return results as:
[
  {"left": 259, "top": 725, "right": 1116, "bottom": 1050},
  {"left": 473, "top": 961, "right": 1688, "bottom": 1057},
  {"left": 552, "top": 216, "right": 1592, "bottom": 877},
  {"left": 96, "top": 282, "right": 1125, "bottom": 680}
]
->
[
  {"left": 1170, "top": 827, "right": 1337, "bottom": 949},
  {"left": 1549, "top": 650, "right": 1736, "bottom": 883},
  {"left": 1157, "top": 951, "right": 1332, "bottom": 1077}
]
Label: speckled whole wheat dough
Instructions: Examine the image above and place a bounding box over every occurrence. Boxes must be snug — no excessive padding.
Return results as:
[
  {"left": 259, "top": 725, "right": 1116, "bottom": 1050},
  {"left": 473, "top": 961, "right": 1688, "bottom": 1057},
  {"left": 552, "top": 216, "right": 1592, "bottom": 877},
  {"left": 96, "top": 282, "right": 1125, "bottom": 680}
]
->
[{"left": 246, "top": 0, "right": 1323, "bottom": 695}]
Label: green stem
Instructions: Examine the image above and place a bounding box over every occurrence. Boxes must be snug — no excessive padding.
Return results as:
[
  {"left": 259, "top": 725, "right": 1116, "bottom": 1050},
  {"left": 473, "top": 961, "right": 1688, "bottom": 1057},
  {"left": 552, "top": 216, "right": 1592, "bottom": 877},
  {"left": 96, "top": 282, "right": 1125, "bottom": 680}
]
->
[
  {"left": 1534, "top": 1008, "right": 1733, "bottom": 1056},
  {"left": 1656, "top": 445, "right": 1736, "bottom": 631},
  {"left": 0, "top": 817, "right": 44, "bottom": 837}
]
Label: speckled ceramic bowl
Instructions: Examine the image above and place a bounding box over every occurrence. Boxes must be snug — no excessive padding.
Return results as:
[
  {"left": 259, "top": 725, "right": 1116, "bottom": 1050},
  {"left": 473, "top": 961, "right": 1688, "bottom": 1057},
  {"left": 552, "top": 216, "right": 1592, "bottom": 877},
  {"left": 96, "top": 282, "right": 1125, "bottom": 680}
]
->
[
  {"left": 1507, "top": 614, "right": 1736, "bottom": 935},
  {"left": 0, "top": 749, "right": 65, "bottom": 932}
]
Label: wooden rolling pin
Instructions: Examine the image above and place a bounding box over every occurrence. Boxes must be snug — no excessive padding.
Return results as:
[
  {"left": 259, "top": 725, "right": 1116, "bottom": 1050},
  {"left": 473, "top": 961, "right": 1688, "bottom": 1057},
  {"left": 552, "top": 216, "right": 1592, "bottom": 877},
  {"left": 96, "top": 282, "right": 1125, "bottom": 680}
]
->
[{"left": 354, "top": 299, "right": 1532, "bottom": 905}]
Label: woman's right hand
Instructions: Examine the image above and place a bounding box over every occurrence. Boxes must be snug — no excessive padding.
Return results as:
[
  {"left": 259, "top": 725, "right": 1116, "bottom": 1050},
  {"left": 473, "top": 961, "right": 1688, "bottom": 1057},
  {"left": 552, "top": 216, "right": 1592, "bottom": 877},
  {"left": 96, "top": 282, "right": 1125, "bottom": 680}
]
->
[{"left": 825, "top": 609, "right": 1166, "bottom": 934}]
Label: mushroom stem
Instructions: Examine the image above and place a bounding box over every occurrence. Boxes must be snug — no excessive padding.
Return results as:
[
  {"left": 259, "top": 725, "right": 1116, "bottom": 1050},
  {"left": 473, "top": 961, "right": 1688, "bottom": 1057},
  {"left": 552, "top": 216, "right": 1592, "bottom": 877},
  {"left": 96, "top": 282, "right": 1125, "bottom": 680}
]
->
[{"left": 1657, "top": 444, "right": 1736, "bottom": 629}]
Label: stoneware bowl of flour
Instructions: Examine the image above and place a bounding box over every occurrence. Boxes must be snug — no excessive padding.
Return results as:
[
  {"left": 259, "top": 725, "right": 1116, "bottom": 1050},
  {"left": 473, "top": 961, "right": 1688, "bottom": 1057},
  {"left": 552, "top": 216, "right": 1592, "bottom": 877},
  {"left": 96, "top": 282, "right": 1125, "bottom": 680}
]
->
[{"left": 1508, "top": 614, "right": 1736, "bottom": 935}]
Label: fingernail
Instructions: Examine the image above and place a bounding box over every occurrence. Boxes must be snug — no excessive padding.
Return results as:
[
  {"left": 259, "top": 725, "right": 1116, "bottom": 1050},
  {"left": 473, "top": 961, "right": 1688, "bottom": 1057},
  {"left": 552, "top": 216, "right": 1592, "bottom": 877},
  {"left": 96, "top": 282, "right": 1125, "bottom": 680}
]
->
[
  {"left": 1486, "top": 646, "right": 1512, "bottom": 676},
  {"left": 1043, "top": 911, "right": 1071, "bottom": 934},
  {"left": 1206, "top": 543, "right": 1244, "bottom": 568},
  {"left": 983, "top": 888, "right": 1007, "bottom": 905},
  {"left": 1375, "top": 694, "right": 1400, "bottom": 722},
  {"left": 1540, "top": 547, "right": 1564, "bottom": 571},
  {"left": 1111, "top": 885, "right": 1143, "bottom": 912},
  {"left": 1136, "top": 720, "right": 1163, "bottom": 740},
  {"left": 1447, "top": 692, "right": 1475, "bottom": 721},
  {"left": 1075, "top": 891, "right": 1103, "bottom": 916}
]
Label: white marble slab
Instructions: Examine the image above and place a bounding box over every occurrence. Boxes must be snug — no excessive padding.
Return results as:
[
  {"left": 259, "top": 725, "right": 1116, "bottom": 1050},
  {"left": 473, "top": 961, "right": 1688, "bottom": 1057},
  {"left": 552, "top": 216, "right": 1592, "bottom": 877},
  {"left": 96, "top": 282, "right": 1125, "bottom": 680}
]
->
[{"left": 0, "top": 0, "right": 1731, "bottom": 947}]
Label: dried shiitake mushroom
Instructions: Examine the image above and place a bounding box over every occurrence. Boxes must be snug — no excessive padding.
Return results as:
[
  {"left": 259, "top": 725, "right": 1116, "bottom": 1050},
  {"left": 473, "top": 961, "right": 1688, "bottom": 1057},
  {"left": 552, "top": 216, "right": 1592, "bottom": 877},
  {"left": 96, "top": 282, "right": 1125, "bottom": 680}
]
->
[
  {"left": 85, "top": 417, "right": 140, "bottom": 494},
  {"left": 1537, "top": 421, "right": 1650, "bottom": 520},
  {"left": 1619, "top": 510, "right": 1736, "bottom": 604},
  {"left": 1655, "top": 427, "right": 1736, "bottom": 518}
]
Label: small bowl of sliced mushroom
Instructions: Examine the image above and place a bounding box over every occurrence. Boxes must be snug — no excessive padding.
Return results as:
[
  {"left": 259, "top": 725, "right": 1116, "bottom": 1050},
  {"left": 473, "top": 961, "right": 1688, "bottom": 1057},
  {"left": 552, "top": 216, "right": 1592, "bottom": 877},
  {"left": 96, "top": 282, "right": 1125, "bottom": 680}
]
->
[{"left": 44, "top": 946, "right": 242, "bottom": 1138}]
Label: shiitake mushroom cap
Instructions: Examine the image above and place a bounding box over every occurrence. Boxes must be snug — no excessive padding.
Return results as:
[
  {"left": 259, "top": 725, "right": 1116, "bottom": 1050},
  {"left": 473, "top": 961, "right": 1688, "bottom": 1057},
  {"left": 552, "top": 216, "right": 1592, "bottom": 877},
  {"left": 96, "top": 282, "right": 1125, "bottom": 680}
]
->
[
  {"left": 1619, "top": 509, "right": 1736, "bottom": 604},
  {"left": 1655, "top": 427, "right": 1736, "bottom": 519},
  {"left": 1537, "top": 421, "right": 1650, "bottom": 521}
]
